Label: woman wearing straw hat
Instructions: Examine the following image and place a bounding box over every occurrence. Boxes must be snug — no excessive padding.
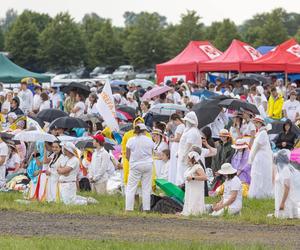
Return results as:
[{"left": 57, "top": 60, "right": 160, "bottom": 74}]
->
[
  {"left": 152, "top": 128, "right": 168, "bottom": 179},
  {"left": 57, "top": 142, "right": 81, "bottom": 204},
  {"left": 231, "top": 138, "right": 251, "bottom": 185},
  {"left": 248, "top": 115, "right": 273, "bottom": 199},
  {"left": 211, "top": 163, "right": 243, "bottom": 216}
]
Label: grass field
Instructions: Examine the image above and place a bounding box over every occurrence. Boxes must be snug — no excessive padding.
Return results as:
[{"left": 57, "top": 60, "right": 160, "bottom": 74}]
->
[{"left": 0, "top": 191, "right": 298, "bottom": 226}]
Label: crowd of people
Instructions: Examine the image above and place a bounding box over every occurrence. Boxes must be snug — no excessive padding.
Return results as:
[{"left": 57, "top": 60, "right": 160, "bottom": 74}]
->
[{"left": 0, "top": 75, "right": 300, "bottom": 219}]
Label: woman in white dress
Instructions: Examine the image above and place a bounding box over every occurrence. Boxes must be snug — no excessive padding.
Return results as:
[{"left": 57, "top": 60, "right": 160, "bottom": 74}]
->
[
  {"left": 86, "top": 93, "right": 98, "bottom": 115},
  {"left": 152, "top": 129, "right": 168, "bottom": 179},
  {"left": 273, "top": 149, "right": 300, "bottom": 218},
  {"left": 39, "top": 92, "right": 51, "bottom": 112},
  {"left": 168, "top": 114, "right": 185, "bottom": 184},
  {"left": 70, "top": 93, "right": 86, "bottom": 118},
  {"left": 44, "top": 141, "right": 64, "bottom": 202},
  {"left": 181, "top": 151, "right": 207, "bottom": 216},
  {"left": 248, "top": 115, "right": 273, "bottom": 199}
]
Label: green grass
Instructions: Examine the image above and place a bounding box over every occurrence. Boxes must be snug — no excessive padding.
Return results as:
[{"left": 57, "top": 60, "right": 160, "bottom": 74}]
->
[
  {"left": 0, "top": 236, "right": 270, "bottom": 250},
  {"left": 0, "top": 191, "right": 299, "bottom": 225}
]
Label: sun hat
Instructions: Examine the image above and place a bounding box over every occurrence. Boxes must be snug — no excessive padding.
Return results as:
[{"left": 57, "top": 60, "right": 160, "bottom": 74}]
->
[
  {"left": 13, "top": 88, "right": 19, "bottom": 94},
  {"left": 182, "top": 111, "right": 198, "bottom": 126},
  {"left": 152, "top": 128, "right": 163, "bottom": 136},
  {"left": 128, "top": 82, "right": 135, "bottom": 87},
  {"left": 136, "top": 123, "right": 147, "bottom": 131},
  {"left": 92, "top": 134, "right": 105, "bottom": 143},
  {"left": 61, "top": 142, "right": 81, "bottom": 156},
  {"left": 291, "top": 82, "right": 297, "bottom": 88},
  {"left": 188, "top": 151, "right": 201, "bottom": 162},
  {"left": 219, "top": 129, "right": 231, "bottom": 137},
  {"left": 252, "top": 115, "right": 265, "bottom": 125},
  {"left": 231, "top": 138, "right": 249, "bottom": 150},
  {"left": 218, "top": 163, "right": 237, "bottom": 175}
]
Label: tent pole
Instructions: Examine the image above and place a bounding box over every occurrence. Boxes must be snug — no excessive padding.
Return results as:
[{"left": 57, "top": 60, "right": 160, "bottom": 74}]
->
[{"left": 285, "top": 71, "right": 288, "bottom": 87}]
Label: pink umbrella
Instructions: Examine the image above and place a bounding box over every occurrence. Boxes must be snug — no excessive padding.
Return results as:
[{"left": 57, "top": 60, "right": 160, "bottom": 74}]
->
[
  {"left": 290, "top": 148, "right": 300, "bottom": 164},
  {"left": 141, "top": 85, "right": 172, "bottom": 101}
]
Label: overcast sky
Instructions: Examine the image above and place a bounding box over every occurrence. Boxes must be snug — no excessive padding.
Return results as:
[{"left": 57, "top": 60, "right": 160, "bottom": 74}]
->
[{"left": 0, "top": 0, "right": 298, "bottom": 26}]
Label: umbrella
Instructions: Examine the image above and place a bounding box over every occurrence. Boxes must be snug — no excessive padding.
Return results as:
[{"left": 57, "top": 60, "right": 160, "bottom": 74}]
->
[
  {"left": 210, "top": 95, "right": 232, "bottom": 101},
  {"left": 110, "top": 80, "right": 128, "bottom": 86},
  {"left": 268, "top": 121, "right": 300, "bottom": 136},
  {"left": 116, "top": 105, "right": 136, "bottom": 119},
  {"left": 50, "top": 117, "right": 88, "bottom": 129},
  {"left": 60, "top": 82, "right": 91, "bottom": 97},
  {"left": 128, "top": 79, "right": 154, "bottom": 89},
  {"left": 120, "top": 123, "right": 133, "bottom": 133},
  {"left": 13, "top": 130, "right": 57, "bottom": 142},
  {"left": 155, "top": 179, "right": 184, "bottom": 204},
  {"left": 75, "top": 140, "right": 115, "bottom": 151},
  {"left": 232, "top": 74, "right": 270, "bottom": 85},
  {"left": 116, "top": 111, "right": 129, "bottom": 121},
  {"left": 191, "top": 90, "right": 218, "bottom": 99},
  {"left": 141, "top": 85, "right": 172, "bottom": 101},
  {"left": 192, "top": 99, "right": 222, "bottom": 129},
  {"left": 28, "top": 116, "right": 45, "bottom": 128},
  {"left": 81, "top": 114, "right": 103, "bottom": 123},
  {"left": 37, "top": 109, "right": 68, "bottom": 123},
  {"left": 218, "top": 99, "right": 259, "bottom": 114},
  {"left": 149, "top": 103, "right": 188, "bottom": 116},
  {"left": 57, "top": 135, "right": 91, "bottom": 142},
  {"left": 100, "top": 85, "right": 126, "bottom": 94},
  {"left": 116, "top": 110, "right": 133, "bottom": 120}
]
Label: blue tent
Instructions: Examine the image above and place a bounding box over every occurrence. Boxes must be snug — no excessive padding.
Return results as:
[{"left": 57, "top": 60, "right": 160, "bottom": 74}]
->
[{"left": 256, "top": 46, "right": 275, "bottom": 55}]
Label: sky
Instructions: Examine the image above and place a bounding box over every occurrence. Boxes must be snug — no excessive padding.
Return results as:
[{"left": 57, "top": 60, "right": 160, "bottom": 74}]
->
[{"left": 0, "top": 0, "right": 298, "bottom": 26}]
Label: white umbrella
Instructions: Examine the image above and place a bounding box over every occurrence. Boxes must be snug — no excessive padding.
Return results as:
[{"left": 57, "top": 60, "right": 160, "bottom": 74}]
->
[
  {"left": 57, "top": 135, "right": 92, "bottom": 142},
  {"left": 13, "top": 130, "right": 57, "bottom": 142},
  {"left": 149, "top": 103, "right": 188, "bottom": 116}
]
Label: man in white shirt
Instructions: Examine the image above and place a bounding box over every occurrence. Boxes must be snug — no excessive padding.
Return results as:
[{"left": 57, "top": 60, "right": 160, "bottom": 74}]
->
[
  {"left": 49, "top": 87, "right": 62, "bottom": 109},
  {"left": 0, "top": 138, "right": 8, "bottom": 188},
  {"left": 168, "top": 84, "right": 181, "bottom": 104},
  {"left": 283, "top": 91, "right": 300, "bottom": 122},
  {"left": 32, "top": 85, "right": 42, "bottom": 113},
  {"left": 89, "top": 134, "right": 111, "bottom": 194},
  {"left": 18, "top": 81, "right": 33, "bottom": 114}
]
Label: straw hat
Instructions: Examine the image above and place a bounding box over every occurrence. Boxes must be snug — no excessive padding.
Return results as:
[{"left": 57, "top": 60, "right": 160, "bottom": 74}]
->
[
  {"left": 218, "top": 163, "right": 237, "bottom": 175},
  {"left": 61, "top": 142, "right": 81, "bottom": 156},
  {"left": 219, "top": 129, "right": 231, "bottom": 137},
  {"left": 252, "top": 115, "right": 265, "bottom": 125},
  {"left": 231, "top": 138, "right": 249, "bottom": 150},
  {"left": 136, "top": 123, "right": 147, "bottom": 130},
  {"left": 188, "top": 151, "right": 201, "bottom": 162},
  {"left": 182, "top": 111, "right": 198, "bottom": 126},
  {"left": 152, "top": 128, "right": 163, "bottom": 136}
]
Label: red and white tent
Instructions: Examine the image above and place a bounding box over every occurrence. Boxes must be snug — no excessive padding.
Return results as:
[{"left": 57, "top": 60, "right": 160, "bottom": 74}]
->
[
  {"left": 241, "top": 38, "right": 300, "bottom": 72},
  {"left": 156, "top": 41, "right": 222, "bottom": 83},
  {"left": 199, "top": 39, "right": 262, "bottom": 72},
  {"left": 286, "top": 43, "right": 300, "bottom": 73}
]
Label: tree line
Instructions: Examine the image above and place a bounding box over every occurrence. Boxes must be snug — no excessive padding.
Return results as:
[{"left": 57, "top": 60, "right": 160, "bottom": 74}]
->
[{"left": 0, "top": 8, "right": 299, "bottom": 73}]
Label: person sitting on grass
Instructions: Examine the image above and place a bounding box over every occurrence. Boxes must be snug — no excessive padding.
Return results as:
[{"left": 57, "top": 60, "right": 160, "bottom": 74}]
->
[
  {"left": 211, "top": 163, "right": 242, "bottom": 216},
  {"left": 160, "top": 149, "right": 170, "bottom": 180}
]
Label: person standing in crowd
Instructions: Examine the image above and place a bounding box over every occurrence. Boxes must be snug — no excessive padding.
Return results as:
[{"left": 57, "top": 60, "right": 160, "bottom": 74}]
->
[
  {"left": 275, "top": 119, "right": 296, "bottom": 150},
  {"left": 1, "top": 90, "right": 13, "bottom": 115},
  {"left": 49, "top": 87, "right": 62, "bottom": 110},
  {"left": 86, "top": 93, "right": 98, "bottom": 115},
  {"left": 44, "top": 141, "right": 64, "bottom": 202},
  {"left": 125, "top": 123, "right": 155, "bottom": 212},
  {"left": 181, "top": 151, "right": 207, "bottom": 216},
  {"left": 64, "top": 90, "right": 76, "bottom": 113},
  {"left": 126, "top": 92, "right": 138, "bottom": 110},
  {"left": 283, "top": 91, "right": 299, "bottom": 123},
  {"left": 9, "top": 97, "right": 23, "bottom": 115},
  {"left": 57, "top": 142, "right": 80, "bottom": 205},
  {"left": 267, "top": 87, "right": 284, "bottom": 120},
  {"left": 70, "top": 93, "right": 86, "bottom": 118},
  {"left": 18, "top": 81, "right": 33, "bottom": 114},
  {"left": 240, "top": 109, "right": 256, "bottom": 146},
  {"left": 160, "top": 149, "right": 170, "bottom": 180},
  {"left": 168, "top": 114, "right": 185, "bottom": 184},
  {"left": 273, "top": 149, "right": 300, "bottom": 219},
  {"left": 211, "top": 163, "right": 243, "bottom": 216},
  {"left": 89, "top": 134, "right": 110, "bottom": 194},
  {"left": 39, "top": 92, "right": 51, "bottom": 111},
  {"left": 0, "top": 138, "right": 8, "bottom": 188},
  {"left": 177, "top": 111, "right": 201, "bottom": 185},
  {"left": 231, "top": 139, "right": 251, "bottom": 185},
  {"left": 32, "top": 85, "right": 42, "bottom": 113},
  {"left": 248, "top": 115, "right": 273, "bottom": 199},
  {"left": 229, "top": 113, "right": 243, "bottom": 142},
  {"left": 152, "top": 129, "right": 168, "bottom": 179}
]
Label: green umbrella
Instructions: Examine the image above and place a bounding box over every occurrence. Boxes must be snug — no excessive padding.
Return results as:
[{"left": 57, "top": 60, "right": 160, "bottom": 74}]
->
[{"left": 155, "top": 179, "right": 185, "bottom": 204}]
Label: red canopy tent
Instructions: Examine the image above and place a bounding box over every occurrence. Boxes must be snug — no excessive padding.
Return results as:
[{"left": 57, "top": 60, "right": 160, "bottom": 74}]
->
[
  {"left": 198, "top": 39, "right": 262, "bottom": 72},
  {"left": 156, "top": 41, "right": 222, "bottom": 83},
  {"left": 286, "top": 44, "right": 300, "bottom": 73},
  {"left": 241, "top": 38, "right": 300, "bottom": 72}
]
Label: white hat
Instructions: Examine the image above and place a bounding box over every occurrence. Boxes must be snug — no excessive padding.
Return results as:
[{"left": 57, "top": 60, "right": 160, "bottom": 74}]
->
[
  {"left": 231, "top": 138, "right": 249, "bottom": 150},
  {"left": 218, "top": 163, "right": 237, "bottom": 175},
  {"left": 128, "top": 82, "right": 135, "bottom": 87},
  {"left": 0, "top": 92, "right": 5, "bottom": 97},
  {"left": 90, "top": 87, "right": 97, "bottom": 92},
  {"left": 13, "top": 88, "right": 19, "bottom": 94},
  {"left": 188, "top": 151, "right": 201, "bottom": 162},
  {"left": 136, "top": 123, "right": 147, "bottom": 130},
  {"left": 182, "top": 111, "right": 198, "bottom": 126},
  {"left": 291, "top": 82, "right": 297, "bottom": 88},
  {"left": 252, "top": 115, "right": 265, "bottom": 125},
  {"left": 61, "top": 142, "right": 81, "bottom": 156},
  {"left": 219, "top": 129, "right": 231, "bottom": 137},
  {"left": 256, "top": 86, "right": 264, "bottom": 95},
  {"left": 126, "top": 92, "right": 134, "bottom": 99}
]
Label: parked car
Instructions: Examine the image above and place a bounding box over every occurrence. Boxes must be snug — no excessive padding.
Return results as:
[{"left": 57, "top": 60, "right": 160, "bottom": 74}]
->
[
  {"left": 90, "top": 66, "right": 115, "bottom": 78},
  {"left": 136, "top": 69, "right": 156, "bottom": 80},
  {"left": 112, "top": 65, "right": 136, "bottom": 80}
]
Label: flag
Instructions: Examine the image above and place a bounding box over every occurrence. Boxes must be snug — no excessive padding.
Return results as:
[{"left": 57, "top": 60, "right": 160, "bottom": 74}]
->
[{"left": 96, "top": 82, "right": 119, "bottom": 131}]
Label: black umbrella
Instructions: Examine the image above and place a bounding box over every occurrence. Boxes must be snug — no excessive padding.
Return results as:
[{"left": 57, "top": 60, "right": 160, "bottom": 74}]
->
[
  {"left": 60, "top": 82, "right": 91, "bottom": 97},
  {"left": 116, "top": 105, "right": 137, "bottom": 119},
  {"left": 120, "top": 123, "right": 133, "bottom": 133},
  {"left": 99, "top": 85, "right": 126, "bottom": 94},
  {"left": 192, "top": 99, "right": 222, "bottom": 129},
  {"left": 81, "top": 114, "right": 103, "bottom": 123},
  {"left": 218, "top": 99, "right": 259, "bottom": 115},
  {"left": 75, "top": 140, "right": 115, "bottom": 151},
  {"left": 0, "top": 132, "right": 21, "bottom": 145},
  {"left": 210, "top": 95, "right": 233, "bottom": 101},
  {"left": 268, "top": 121, "right": 300, "bottom": 136},
  {"left": 37, "top": 109, "right": 68, "bottom": 123},
  {"left": 49, "top": 117, "right": 88, "bottom": 129}
]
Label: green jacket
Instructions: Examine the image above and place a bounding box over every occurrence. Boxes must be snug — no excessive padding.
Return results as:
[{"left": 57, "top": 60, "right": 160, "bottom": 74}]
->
[{"left": 211, "top": 140, "right": 235, "bottom": 173}]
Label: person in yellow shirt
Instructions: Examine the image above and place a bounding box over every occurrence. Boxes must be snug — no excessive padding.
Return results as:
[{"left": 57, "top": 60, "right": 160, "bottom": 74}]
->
[{"left": 267, "top": 87, "right": 284, "bottom": 120}]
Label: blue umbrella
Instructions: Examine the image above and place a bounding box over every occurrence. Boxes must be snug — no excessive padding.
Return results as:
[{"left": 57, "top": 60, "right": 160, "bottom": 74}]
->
[
  {"left": 191, "top": 90, "right": 218, "bottom": 99},
  {"left": 110, "top": 80, "right": 128, "bottom": 86}
]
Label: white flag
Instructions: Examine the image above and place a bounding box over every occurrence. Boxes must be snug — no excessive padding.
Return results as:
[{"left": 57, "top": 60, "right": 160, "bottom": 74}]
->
[{"left": 96, "top": 82, "right": 119, "bottom": 131}]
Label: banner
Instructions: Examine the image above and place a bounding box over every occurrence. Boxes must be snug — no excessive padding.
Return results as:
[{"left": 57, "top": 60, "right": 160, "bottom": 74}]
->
[
  {"left": 96, "top": 82, "right": 119, "bottom": 131},
  {"left": 287, "top": 45, "right": 300, "bottom": 58},
  {"left": 243, "top": 45, "right": 262, "bottom": 60},
  {"left": 199, "top": 45, "right": 222, "bottom": 59}
]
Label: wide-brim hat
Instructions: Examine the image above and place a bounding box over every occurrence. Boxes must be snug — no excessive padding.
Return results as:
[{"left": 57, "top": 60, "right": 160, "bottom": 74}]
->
[
  {"left": 252, "top": 115, "right": 265, "bottom": 125},
  {"left": 182, "top": 111, "right": 198, "bottom": 126},
  {"left": 231, "top": 138, "right": 249, "bottom": 150},
  {"left": 218, "top": 163, "right": 237, "bottom": 175},
  {"left": 152, "top": 128, "right": 163, "bottom": 136},
  {"left": 219, "top": 129, "right": 231, "bottom": 137},
  {"left": 61, "top": 142, "right": 81, "bottom": 156}
]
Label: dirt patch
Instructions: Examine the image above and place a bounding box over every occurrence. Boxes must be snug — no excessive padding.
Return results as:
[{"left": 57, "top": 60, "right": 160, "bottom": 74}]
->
[{"left": 0, "top": 211, "right": 299, "bottom": 247}]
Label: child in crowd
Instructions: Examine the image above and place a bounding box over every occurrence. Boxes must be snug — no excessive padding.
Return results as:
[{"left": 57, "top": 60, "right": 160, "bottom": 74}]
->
[{"left": 160, "top": 149, "right": 170, "bottom": 180}]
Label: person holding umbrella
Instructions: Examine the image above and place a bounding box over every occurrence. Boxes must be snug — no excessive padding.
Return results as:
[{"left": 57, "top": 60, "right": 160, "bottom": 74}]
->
[{"left": 89, "top": 134, "right": 110, "bottom": 194}]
